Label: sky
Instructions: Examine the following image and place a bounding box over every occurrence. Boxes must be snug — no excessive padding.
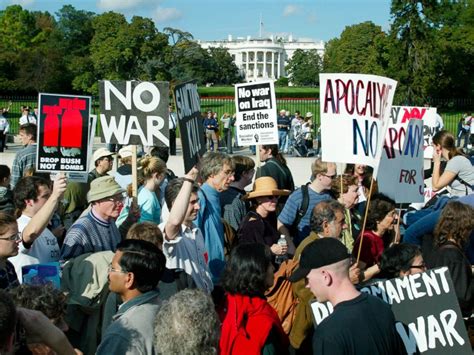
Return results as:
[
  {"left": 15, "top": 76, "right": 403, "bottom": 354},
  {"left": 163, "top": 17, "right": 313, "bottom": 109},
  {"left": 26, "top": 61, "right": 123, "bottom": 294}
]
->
[{"left": 1, "top": 0, "right": 393, "bottom": 42}]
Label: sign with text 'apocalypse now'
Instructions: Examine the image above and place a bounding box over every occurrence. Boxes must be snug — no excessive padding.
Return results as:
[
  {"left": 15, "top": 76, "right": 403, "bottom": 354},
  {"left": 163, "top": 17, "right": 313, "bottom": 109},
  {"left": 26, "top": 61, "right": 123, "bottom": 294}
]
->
[
  {"left": 234, "top": 80, "right": 278, "bottom": 146},
  {"left": 320, "top": 74, "right": 397, "bottom": 178},
  {"left": 378, "top": 106, "right": 425, "bottom": 203},
  {"left": 173, "top": 81, "right": 206, "bottom": 172},
  {"left": 311, "top": 267, "right": 470, "bottom": 354},
  {"left": 99, "top": 80, "right": 169, "bottom": 146},
  {"left": 37, "top": 93, "right": 91, "bottom": 173}
]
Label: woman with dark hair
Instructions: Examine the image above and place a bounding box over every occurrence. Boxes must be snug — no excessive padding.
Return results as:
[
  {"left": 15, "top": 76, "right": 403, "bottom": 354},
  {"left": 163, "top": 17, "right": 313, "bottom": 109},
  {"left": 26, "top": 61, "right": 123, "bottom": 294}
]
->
[
  {"left": 432, "top": 130, "right": 474, "bottom": 196},
  {"left": 379, "top": 244, "right": 426, "bottom": 279},
  {"left": 237, "top": 177, "right": 294, "bottom": 261},
  {"left": 219, "top": 243, "right": 289, "bottom": 354},
  {"left": 256, "top": 144, "right": 294, "bottom": 208},
  {"left": 352, "top": 194, "right": 397, "bottom": 280},
  {"left": 428, "top": 201, "right": 474, "bottom": 316}
]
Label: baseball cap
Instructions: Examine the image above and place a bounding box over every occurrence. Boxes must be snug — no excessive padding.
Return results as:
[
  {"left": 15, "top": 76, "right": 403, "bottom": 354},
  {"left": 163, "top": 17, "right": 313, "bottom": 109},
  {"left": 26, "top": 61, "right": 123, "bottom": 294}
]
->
[
  {"left": 118, "top": 145, "right": 133, "bottom": 158},
  {"left": 289, "top": 238, "right": 351, "bottom": 282}
]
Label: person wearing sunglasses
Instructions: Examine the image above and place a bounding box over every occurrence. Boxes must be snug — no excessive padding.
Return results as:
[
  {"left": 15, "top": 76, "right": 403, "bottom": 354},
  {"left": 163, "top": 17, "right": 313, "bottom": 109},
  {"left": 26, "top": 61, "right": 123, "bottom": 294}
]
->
[
  {"left": 0, "top": 212, "right": 21, "bottom": 290},
  {"left": 237, "top": 177, "right": 293, "bottom": 263}
]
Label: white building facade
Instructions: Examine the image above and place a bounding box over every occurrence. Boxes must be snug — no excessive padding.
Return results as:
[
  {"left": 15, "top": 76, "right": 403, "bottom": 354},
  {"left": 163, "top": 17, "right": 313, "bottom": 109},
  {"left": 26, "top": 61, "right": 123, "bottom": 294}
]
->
[{"left": 198, "top": 35, "right": 325, "bottom": 83}]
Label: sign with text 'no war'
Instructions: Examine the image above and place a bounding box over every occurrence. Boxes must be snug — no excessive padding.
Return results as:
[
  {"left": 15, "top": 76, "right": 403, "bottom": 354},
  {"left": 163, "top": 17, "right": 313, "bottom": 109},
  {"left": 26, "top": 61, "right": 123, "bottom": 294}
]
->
[
  {"left": 37, "top": 93, "right": 91, "bottom": 173},
  {"left": 173, "top": 81, "right": 206, "bottom": 172},
  {"left": 378, "top": 107, "right": 425, "bottom": 203},
  {"left": 311, "top": 267, "right": 470, "bottom": 354},
  {"left": 234, "top": 80, "right": 278, "bottom": 146},
  {"left": 320, "top": 73, "right": 397, "bottom": 178},
  {"left": 99, "top": 80, "right": 169, "bottom": 146}
]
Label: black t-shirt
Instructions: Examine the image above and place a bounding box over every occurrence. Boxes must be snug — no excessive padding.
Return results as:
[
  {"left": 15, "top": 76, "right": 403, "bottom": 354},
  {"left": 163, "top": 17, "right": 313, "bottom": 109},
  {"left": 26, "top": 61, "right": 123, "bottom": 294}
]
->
[{"left": 313, "top": 293, "right": 406, "bottom": 355}]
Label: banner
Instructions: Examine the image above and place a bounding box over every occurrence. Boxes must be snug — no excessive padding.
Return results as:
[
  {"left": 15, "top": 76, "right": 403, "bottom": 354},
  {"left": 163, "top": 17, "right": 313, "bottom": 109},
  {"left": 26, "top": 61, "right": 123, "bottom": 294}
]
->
[
  {"left": 378, "top": 106, "right": 425, "bottom": 203},
  {"left": 319, "top": 74, "right": 397, "bottom": 178},
  {"left": 173, "top": 81, "right": 206, "bottom": 172},
  {"left": 311, "top": 267, "right": 471, "bottom": 354},
  {"left": 234, "top": 80, "right": 278, "bottom": 146},
  {"left": 37, "top": 93, "right": 91, "bottom": 173},
  {"left": 99, "top": 80, "right": 169, "bottom": 146}
]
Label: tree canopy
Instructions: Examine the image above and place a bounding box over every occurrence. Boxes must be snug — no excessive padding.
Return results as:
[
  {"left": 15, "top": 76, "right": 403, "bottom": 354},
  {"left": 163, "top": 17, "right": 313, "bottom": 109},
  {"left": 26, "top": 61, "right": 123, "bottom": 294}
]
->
[{"left": 0, "top": 4, "right": 241, "bottom": 95}]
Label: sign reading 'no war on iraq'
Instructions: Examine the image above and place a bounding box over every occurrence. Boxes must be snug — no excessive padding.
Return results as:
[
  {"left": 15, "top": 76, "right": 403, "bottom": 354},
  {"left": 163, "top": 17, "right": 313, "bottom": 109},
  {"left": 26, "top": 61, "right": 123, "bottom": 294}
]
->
[{"left": 99, "top": 80, "right": 169, "bottom": 146}]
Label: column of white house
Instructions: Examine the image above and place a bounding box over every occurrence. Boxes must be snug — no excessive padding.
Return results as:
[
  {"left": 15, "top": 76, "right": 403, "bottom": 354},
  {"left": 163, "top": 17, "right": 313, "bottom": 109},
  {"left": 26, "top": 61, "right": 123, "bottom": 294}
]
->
[
  {"left": 271, "top": 51, "right": 275, "bottom": 79},
  {"left": 277, "top": 52, "right": 281, "bottom": 78},
  {"left": 245, "top": 51, "right": 249, "bottom": 81},
  {"left": 253, "top": 50, "right": 258, "bottom": 80},
  {"left": 263, "top": 51, "right": 267, "bottom": 78}
]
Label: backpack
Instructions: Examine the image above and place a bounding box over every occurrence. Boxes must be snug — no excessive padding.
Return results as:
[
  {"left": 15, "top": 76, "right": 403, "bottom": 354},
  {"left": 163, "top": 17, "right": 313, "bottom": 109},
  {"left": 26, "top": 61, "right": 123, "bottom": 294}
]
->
[
  {"left": 288, "top": 184, "right": 310, "bottom": 238},
  {"left": 265, "top": 258, "right": 299, "bottom": 334}
]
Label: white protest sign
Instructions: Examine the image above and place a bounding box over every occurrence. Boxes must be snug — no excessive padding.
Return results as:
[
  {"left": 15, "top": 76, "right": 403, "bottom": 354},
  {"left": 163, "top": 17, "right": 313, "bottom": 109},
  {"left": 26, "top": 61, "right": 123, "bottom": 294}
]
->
[
  {"left": 99, "top": 80, "right": 169, "bottom": 146},
  {"left": 418, "top": 107, "right": 440, "bottom": 159},
  {"left": 319, "top": 74, "right": 397, "bottom": 178},
  {"left": 234, "top": 80, "right": 278, "bottom": 146},
  {"left": 311, "top": 267, "right": 471, "bottom": 354},
  {"left": 378, "top": 106, "right": 425, "bottom": 203}
]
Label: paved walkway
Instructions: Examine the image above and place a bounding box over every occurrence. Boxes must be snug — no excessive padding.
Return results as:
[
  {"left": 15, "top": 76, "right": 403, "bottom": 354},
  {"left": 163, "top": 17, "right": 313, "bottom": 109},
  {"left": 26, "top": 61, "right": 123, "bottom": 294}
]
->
[{"left": 1, "top": 139, "right": 318, "bottom": 187}]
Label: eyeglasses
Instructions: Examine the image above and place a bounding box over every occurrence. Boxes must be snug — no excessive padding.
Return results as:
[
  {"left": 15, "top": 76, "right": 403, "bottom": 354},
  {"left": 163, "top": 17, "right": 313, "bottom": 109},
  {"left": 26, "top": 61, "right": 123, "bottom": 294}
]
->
[
  {"left": 0, "top": 232, "right": 21, "bottom": 242},
  {"left": 321, "top": 173, "right": 337, "bottom": 180},
  {"left": 409, "top": 263, "right": 427, "bottom": 270},
  {"left": 104, "top": 193, "right": 126, "bottom": 204},
  {"left": 263, "top": 195, "right": 278, "bottom": 201},
  {"left": 107, "top": 265, "right": 128, "bottom": 274}
]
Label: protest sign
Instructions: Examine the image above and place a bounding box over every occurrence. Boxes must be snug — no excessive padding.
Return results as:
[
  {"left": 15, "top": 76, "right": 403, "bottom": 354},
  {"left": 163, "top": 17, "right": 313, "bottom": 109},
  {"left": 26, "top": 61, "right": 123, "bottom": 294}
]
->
[
  {"left": 37, "top": 93, "right": 91, "bottom": 173},
  {"left": 99, "top": 80, "right": 169, "bottom": 146},
  {"left": 173, "top": 81, "right": 206, "bottom": 172},
  {"left": 418, "top": 107, "right": 441, "bottom": 159},
  {"left": 319, "top": 74, "right": 397, "bottom": 177},
  {"left": 234, "top": 80, "right": 278, "bottom": 146},
  {"left": 311, "top": 267, "right": 470, "bottom": 354},
  {"left": 378, "top": 106, "right": 425, "bottom": 203}
]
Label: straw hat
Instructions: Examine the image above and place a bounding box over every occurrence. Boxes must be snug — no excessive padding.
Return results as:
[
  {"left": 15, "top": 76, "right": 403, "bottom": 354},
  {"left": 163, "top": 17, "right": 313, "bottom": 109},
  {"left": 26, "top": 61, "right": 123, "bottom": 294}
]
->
[{"left": 243, "top": 177, "right": 290, "bottom": 200}]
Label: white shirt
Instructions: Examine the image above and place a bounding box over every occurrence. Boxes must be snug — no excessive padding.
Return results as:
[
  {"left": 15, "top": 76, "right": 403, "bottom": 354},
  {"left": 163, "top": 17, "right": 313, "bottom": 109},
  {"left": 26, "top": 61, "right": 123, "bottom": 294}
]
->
[
  {"left": 159, "top": 222, "right": 213, "bottom": 293},
  {"left": 11, "top": 214, "right": 60, "bottom": 283},
  {"left": 0, "top": 116, "right": 9, "bottom": 132}
]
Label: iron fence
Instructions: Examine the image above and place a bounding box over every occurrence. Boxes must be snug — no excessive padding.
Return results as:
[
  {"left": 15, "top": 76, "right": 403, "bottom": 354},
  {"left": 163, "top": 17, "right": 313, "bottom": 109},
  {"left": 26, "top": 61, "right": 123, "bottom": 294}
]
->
[{"left": 1, "top": 95, "right": 470, "bottom": 137}]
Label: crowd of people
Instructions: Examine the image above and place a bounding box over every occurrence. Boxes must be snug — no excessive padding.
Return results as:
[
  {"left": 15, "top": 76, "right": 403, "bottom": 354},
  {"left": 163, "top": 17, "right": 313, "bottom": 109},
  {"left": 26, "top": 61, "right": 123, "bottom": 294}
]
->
[
  {"left": 0, "top": 114, "right": 473, "bottom": 355},
  {"left": 196, "top": 109, "right": 319, "bottom": 157}
]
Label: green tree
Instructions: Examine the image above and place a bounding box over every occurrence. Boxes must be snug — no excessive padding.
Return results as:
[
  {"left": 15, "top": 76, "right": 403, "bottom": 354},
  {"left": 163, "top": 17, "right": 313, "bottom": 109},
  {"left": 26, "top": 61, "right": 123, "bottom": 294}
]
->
[
  {"left": 207, "top": 47, "right": 242, "bottom": 84},
  {"left": 323, "top": 21, "right": 387, "bottom": 75},
  {"left": 285, "top": 49, "right": 322, "bottom": 86}
]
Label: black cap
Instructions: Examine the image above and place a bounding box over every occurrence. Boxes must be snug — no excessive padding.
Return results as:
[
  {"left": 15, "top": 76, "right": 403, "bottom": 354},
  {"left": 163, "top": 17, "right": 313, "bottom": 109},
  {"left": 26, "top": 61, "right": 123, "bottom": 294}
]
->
[{"left": 289, "top": 238, "right": 351, "bottom": 282}]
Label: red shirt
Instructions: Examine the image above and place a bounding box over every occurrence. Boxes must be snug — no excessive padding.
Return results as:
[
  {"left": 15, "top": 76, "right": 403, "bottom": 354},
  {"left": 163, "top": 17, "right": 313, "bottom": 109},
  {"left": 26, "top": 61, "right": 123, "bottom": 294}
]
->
[{"left": 353, "top": 230, "right": 384, "bottom": 267}]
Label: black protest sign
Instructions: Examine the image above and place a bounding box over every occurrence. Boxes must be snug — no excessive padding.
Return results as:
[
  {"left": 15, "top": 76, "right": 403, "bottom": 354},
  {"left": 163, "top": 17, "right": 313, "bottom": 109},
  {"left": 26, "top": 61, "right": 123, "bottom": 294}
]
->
[
  {"left": 173, "top": 81, "right": 206, "bottom": 172},
  {"left": 37, "top": 93, "right": 91, "bottom": 173},
  {"left": 99, "top": 80, "right": 169, "bottom": 146},
  {"left": 311, "top": 267, "right": 471, "bottom": 354}
]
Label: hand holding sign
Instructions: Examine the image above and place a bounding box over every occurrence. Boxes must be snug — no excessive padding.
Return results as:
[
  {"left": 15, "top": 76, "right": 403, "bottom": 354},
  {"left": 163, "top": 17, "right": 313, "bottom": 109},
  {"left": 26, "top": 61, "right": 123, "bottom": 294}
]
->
[{"left": 52, "top": 173, "right": 67, "bottom": 200}]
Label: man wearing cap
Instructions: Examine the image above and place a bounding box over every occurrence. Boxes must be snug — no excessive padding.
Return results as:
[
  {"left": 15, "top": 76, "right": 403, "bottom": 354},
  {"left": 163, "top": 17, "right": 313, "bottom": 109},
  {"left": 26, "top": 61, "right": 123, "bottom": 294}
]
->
[
  {"left": 114, "top": 145, "right": 133, "bottom": 190},
  {"left": 290, "top": 238, "right": 405, "bottom": 354},
  {"left": 61, "top": 176, "right": 133, "bottom": 260},
  {"left": 88, "top": 147, "right": 114, "bottom": 183},
  {"left": 278, "top": 158, "right": 335, "bottom": 246},
  {"left": 289, "top": 200, "right": 360, "bottom": 352}
]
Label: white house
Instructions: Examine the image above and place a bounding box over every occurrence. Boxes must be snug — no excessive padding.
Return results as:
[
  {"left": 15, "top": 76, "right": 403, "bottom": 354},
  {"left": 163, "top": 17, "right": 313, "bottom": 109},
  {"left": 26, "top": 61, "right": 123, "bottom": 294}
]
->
[{"left": 198, "top": 35, "right": 325, "bottom": 82}]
